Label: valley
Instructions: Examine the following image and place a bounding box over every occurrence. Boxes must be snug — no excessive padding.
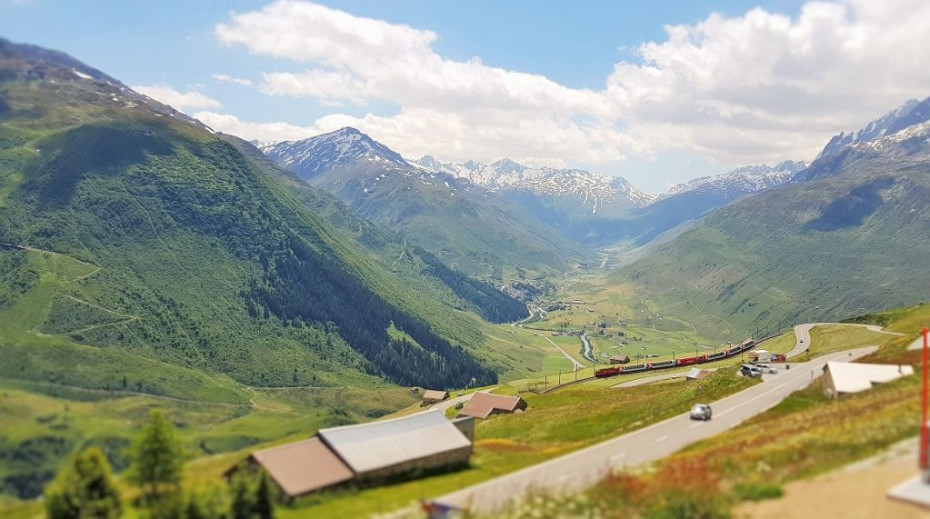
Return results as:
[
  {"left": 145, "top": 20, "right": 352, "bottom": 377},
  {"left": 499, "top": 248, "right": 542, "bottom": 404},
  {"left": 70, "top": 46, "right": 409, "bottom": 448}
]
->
[{"left": 1, "top": 19, "right": 929, "bottom": 519}]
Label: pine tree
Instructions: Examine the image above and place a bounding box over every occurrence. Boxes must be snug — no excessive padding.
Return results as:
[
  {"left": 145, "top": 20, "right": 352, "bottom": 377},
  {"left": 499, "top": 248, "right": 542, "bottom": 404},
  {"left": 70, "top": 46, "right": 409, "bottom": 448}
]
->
[
  {"left": 254, "top": 471, "right": 274, "bottom": 519},
  {"left": 45, "top": 446, "right": 122, "bottom": 519},
  {"left": 229, "top": 471, "right": 254, "bottom": 519},
  {"left": 127, "top": 409, "right": 184, "bottom": 505}
]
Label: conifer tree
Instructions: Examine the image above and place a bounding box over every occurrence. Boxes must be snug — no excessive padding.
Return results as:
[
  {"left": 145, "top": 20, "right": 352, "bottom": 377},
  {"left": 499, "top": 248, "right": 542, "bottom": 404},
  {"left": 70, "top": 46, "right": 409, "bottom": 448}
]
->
[
  {"left": 45, "top": 446, "right": 122, "bottom": 519},
  {"left": 127, "top": 409, "right": 184, "bottom": 505}
]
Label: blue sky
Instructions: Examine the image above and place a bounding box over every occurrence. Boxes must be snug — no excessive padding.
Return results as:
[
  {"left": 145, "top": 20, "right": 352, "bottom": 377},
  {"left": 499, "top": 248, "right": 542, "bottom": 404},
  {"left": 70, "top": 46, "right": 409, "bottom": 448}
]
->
[{"left": 2, "top": 0, "right": 927, "bottom": 191}]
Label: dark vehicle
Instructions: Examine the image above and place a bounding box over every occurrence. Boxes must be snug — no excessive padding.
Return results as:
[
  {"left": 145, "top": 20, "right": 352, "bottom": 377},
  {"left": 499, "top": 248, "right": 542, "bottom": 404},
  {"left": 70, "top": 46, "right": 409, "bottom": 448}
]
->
[{"left": 690, "top": 404, "right": 712, "bottom": 420}]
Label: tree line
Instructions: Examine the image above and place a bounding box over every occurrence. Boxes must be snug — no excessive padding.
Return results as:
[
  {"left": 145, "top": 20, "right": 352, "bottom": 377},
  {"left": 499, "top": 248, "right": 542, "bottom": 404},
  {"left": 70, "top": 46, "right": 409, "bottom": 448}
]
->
[{"left": 45, "top": 409, "right": 274, "bottom": 519}]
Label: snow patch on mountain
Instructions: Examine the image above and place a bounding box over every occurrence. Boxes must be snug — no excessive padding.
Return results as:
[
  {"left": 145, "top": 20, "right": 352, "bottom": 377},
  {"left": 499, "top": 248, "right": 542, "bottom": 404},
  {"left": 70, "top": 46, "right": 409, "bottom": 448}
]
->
[
  {"left": 819, "top": 97, "right": 930, "bottom": 158},
  {"left": 663, "top": 160, "right": 807, "bottom": 198},
  {"left": 412, "top": 156, "right": 655, "bottom": 214},
  {"left": 260, "top": 127, "right": 410, "bottom": 179}
]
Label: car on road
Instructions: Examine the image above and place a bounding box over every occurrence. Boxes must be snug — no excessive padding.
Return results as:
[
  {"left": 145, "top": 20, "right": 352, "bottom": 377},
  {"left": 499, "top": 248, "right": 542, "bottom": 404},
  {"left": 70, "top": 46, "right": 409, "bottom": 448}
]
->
[
  {"left": 690, "top": 403, "right": 712, "bottom": 420},
  {"left": 740, "top": 364, "right": 764, "bottom": 378},
  {"left": 755, "top": 363, "right": 779, "bottom": 374}
]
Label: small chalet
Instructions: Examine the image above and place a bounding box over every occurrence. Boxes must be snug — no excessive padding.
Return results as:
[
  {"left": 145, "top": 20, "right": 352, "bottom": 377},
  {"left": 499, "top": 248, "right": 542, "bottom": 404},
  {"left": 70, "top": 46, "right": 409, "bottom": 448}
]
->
[
  {"left": 458, "top": 392, "right": 527, "bottom": 419},
  {"left": 421, "top": 389, "right": 450, "bottom": 405}
]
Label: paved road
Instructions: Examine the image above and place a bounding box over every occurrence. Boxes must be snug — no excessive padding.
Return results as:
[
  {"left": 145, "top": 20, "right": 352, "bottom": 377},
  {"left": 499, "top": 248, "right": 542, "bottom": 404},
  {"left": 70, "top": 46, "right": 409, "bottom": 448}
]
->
[
  {"left": 788, "top": 323, "right": 902, "bottom": 358},
  {"left": 435, "top": 347, "right": 877, "bottom": 514},
  {"left": 611, "top": 368, "right": 718, "bottom": 389},
  {"left": 611, "top": 371, "right": 685, "bottom": 389}
]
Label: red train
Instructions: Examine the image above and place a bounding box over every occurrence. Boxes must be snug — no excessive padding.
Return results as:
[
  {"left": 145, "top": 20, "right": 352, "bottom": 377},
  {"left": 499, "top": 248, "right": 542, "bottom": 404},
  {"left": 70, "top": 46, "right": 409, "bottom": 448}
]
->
[{"left": 593, "top": 339, "right": 757, "bottom": 379}]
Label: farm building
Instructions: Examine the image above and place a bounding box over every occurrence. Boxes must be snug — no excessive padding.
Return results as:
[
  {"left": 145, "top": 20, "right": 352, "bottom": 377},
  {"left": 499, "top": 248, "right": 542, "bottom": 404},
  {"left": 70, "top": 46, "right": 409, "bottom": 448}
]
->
[
  {"left": 230, "top": 410, "right": 473, "bottom": 498},
  {"left": 231, "top": 438, "right": 354, "bottom": 499},
  {"left": 459, "top": 392, "right": 527, "bottom": 419},
  {"left": 317, "top": 410, "right": 473, "bottom": 482},
  {"left": 823, "top": 361, "right": 914, "bottom": 398},
  {"left": 610, "top": 354, "right": 630, "bottom": 364},
  {"left": 421, "top": 389, "right": 449, "bottom": 404}
]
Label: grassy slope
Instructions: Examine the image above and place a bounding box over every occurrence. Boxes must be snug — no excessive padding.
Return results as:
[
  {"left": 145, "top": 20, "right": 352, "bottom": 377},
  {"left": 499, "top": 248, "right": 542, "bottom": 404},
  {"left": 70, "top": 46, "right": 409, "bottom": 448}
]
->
[
  {"left": 469, "top": 304, "right": 929, "bottom": 518},
  {"left": 595, "top": 158, "right": 930, "bottom": 342},
  {"left": 0, "top": 43, "right": 545, "bottom": 505},
  {"left": 665, "top": 304, "right": 929, "bottom": 487}
]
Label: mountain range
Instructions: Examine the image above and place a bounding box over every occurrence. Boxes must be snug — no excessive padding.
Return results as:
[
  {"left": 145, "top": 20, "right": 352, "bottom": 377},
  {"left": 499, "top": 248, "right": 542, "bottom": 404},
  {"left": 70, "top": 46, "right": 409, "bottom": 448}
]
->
[
  {"left": 260, "top": 128, "right": 808, "bottom": 263},
  {"left": 610, "top": 95, "right": 930, "bottom": 340},
  {"left": 261, "top": 129, "right": 590, "bottom": 280}
]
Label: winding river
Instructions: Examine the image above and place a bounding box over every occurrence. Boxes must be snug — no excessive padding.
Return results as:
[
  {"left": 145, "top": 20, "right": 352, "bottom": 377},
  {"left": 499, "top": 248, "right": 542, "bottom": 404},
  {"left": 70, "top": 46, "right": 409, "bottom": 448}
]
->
[{"left": 579, "top": 332, "right": 596, "bottom": 363}]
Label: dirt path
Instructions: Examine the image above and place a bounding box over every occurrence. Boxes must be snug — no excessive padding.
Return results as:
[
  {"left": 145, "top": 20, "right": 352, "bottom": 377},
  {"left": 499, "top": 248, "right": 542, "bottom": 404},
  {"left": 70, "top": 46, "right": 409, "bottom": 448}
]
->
[
  {"left": 735, "top": 438, "right": 927, "bottom": 519},
  {"left": 527, "top": 330, "right": 584, "bottom": 371}
]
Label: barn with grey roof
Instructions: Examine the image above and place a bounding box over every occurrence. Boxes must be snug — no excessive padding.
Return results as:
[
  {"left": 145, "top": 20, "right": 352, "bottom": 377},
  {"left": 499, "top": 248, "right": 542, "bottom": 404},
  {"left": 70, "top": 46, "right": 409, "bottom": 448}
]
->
[{"left": 231, "top": 409, "right": 473, "bottom": 498}]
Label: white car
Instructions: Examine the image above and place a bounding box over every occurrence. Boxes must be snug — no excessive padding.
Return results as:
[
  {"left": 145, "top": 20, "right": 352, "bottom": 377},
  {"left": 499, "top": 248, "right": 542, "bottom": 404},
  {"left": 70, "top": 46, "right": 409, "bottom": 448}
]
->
[{"left": 690, "top": 403, "right": 712, "bottom": 420}]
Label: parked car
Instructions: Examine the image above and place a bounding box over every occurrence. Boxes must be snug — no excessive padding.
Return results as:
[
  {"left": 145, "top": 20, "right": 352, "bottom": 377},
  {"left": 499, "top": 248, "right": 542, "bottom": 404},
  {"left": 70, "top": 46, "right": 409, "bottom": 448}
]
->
[
  {"left": 690, "top": 403, "right": 712, "bottom": 420},
  {"left": 740, "top": 364, "right": 763, "bottom": 378},
  {"left": 755, "top": 363, "right": 779, "bottom": 374}
]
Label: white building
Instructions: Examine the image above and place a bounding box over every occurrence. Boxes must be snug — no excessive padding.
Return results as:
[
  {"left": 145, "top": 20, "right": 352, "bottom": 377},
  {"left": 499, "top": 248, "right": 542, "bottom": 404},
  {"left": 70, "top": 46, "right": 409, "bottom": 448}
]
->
[{"left": 823, "top": 361, "right": 914, "bottom": 398}]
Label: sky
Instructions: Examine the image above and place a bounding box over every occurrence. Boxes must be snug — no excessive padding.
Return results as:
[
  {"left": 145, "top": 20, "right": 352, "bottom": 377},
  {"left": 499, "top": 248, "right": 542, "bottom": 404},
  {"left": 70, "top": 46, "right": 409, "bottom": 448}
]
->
[{"left": 2, "top": 0, "right": 930, "bottom": 192}]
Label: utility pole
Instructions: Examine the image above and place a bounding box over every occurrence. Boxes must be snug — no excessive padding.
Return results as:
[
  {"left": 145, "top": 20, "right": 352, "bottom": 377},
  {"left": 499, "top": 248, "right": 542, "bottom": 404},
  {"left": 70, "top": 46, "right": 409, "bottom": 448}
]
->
[{"left": 921, "top": 327, "right": 929, "bottom": 476}]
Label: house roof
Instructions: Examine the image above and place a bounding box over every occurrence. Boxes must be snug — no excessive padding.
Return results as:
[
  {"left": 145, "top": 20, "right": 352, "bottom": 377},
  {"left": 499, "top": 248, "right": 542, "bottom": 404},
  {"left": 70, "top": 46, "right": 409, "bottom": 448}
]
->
[
  {"left": 459, "top": 392, "right": 525, "bottom": 419},
  {"left": 825, "top": 361, "right": 914, "bottom": 394},
  {"left": 317, "top": 410, "right": 470, "bottom": 474},
  {"left": 685, "top": 368, "right": 712, "bottom": 380},
  {"left": 250, "top": 437, "right": 353, "bottom": 497},
  {"left": 422, "top": 390, "right": 449, "bottom": 401}
]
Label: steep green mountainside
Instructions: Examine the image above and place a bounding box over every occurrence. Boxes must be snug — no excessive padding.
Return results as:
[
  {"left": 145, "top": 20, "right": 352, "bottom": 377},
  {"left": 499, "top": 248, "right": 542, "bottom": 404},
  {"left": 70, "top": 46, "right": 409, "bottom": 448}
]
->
[
  {"left": 262, "top": 130, "right": 592, "bottom": 281},
  {"left": 607, "top": 108, "right": 930, "bottom": 341},
  {"left": 0, "top": 39, "right": 513, "bottom": 394},
  {"left": 226, "top": 135, "right": 528, "bottom": 323}
]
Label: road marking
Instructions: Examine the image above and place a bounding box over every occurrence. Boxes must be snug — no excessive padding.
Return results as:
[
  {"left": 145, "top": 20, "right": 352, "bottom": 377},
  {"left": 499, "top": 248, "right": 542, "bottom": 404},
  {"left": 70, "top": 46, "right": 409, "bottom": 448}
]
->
[
  {"left": 656, "top": 435, "right": 668, "bottom": 443},
  {"left": 609, "top": 453, "right": 627, "bottom": 468},
  {"left": 690, "top": 422, "right": 703, "bottom": 428}
]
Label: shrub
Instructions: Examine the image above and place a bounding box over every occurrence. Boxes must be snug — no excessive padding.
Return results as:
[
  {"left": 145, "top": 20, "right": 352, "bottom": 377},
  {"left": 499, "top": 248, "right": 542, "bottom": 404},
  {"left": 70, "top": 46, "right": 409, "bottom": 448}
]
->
[{"left": 732, "top": 482, "right": 784, "bottom": 501}]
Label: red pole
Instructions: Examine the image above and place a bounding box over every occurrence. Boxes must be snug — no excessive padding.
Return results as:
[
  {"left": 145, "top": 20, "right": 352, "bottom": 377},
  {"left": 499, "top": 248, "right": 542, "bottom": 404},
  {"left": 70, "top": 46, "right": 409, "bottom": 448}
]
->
[{"left": 922, "top": 327, "right": 929, "bottom": 471}]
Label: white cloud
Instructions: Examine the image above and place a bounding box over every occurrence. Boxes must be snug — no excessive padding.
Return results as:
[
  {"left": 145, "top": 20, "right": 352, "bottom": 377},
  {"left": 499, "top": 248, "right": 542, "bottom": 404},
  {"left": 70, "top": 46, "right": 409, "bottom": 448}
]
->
[
  {"left": 132, "top": 84, "right": 222, "bottom": 113},
  {"left": 212, "top": 74, "right": 253, "bottom": 87},
  {"left": 210, "top": 0, "right": 930, "bottom": 175}
]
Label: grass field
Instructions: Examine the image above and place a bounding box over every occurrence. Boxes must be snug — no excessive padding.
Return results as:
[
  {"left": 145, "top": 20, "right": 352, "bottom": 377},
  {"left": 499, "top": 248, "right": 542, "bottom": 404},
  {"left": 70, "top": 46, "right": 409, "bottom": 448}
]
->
[{"left": 487, "top": 305, "right": 929, "bottom": 518}]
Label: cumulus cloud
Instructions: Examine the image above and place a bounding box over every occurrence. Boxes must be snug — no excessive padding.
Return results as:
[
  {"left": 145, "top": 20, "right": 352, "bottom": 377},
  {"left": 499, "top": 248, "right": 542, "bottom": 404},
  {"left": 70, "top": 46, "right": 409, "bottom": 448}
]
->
[
  {"left": 210, "top": 0, "right": 930, "bottom": 171},
  {"left": 133, "top": 84, "right": 222, "bottom": 113},
  {"left": 212, "top": 73, "right": 253, "bottom": 87}
]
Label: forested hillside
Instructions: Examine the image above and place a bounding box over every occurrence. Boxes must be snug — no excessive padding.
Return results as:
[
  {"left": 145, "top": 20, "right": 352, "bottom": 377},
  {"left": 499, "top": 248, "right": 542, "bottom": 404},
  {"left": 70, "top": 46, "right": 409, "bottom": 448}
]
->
[{"left": 0, "top": 38, "right": 508, "bottom": 392}]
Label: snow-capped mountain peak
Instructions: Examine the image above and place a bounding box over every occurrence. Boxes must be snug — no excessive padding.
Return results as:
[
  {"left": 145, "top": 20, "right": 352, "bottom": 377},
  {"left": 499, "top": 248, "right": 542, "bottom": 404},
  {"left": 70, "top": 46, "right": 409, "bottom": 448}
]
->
[
  {"left": 664, "top": 161, "right": 807, "bottom": 198},
  {"left": 412, "top": 156, "right": 655, "bottom": 215},
  {"left": 260, "top": 127, "right": 409, "bottom": 179},
  {"left": 818, "top": 97, "right": 930, "bottom": 158}
]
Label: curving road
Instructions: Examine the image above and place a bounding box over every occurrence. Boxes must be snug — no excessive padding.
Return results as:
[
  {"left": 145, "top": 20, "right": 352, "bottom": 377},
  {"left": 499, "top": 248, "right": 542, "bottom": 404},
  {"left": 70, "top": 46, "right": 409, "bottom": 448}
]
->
[
  {"left": 435, "top": 347, "right": 877, "bottom": 514},
  {"left": 788, "top": 323, "right": 902, "bottom": 358}
]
